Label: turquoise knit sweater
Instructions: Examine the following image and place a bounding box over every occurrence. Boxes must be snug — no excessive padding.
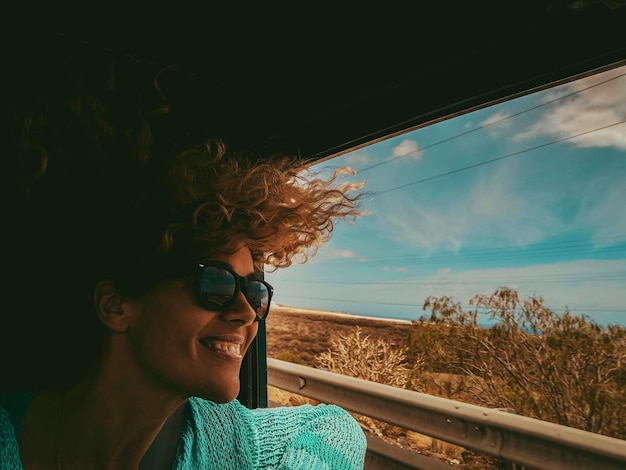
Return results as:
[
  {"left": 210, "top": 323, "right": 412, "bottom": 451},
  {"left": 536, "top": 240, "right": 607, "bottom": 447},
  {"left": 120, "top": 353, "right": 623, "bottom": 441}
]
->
[{"left": 0, "top": 392, "right": 366, "bottom": 469}]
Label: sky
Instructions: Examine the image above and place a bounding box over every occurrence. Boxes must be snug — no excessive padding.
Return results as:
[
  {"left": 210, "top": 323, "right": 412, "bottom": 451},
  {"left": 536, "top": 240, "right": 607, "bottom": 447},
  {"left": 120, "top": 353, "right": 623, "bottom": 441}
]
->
[{"left": 265, "top": 64, "right": 626, "bottom": 328}]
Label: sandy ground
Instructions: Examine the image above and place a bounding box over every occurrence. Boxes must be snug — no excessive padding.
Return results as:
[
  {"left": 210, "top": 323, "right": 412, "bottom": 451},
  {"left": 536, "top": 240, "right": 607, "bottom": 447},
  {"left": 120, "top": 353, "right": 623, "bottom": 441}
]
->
[
  {"left": 265, "top": 304, "right": 414, "bottom": 365},
  {"left": 264, "top": 304, "right": 500, "bottom": 469}
]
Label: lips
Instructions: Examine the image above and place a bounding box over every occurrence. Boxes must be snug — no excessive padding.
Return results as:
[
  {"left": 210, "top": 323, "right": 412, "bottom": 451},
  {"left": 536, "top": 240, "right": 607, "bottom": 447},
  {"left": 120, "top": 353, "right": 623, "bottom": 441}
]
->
[{"left": 199, "top": 335, "right": 245, "bottom": 360}]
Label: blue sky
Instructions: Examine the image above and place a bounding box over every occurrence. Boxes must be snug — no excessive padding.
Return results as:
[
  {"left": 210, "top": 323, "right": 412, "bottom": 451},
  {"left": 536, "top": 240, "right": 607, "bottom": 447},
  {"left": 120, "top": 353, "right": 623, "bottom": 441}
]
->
[{"left": 266, "top": 64, "right": 626, "bottom": 327}]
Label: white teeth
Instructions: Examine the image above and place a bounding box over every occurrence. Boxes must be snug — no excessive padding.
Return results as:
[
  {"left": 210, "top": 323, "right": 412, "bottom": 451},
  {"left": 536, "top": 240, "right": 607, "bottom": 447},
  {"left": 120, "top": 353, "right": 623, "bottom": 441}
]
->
[{"left": 202, "top": 340, "right": 242, "bottom": 357}]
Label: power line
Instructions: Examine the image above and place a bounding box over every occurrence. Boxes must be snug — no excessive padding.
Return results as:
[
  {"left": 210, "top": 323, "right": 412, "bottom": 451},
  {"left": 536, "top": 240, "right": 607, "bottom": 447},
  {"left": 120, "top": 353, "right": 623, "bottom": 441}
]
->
[
  {"left": 275, "top": 273, "right": 626, "bottom": 286},
  {"left": 373, "top": 119, "right": 626, "bottom": 196},
  {"left": 314, "top": 247, "right": 626, "bottom": 268},
  {"left": 307, "top": 235, "right": 626, "bottom": 266},
  {"left": 356, "top": 72, "right": 626, "bottom": 174}
]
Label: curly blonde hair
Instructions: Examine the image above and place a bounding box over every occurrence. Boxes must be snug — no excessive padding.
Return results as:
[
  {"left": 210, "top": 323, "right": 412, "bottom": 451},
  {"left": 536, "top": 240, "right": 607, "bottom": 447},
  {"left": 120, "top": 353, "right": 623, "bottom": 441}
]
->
[
  {"left": 161, "top": 139, "right": 364, "bottom": 270},
  {"left": 1, "top": 51, "right": 366, "bottom": 387},
  {"left": 5, "top": 53, "right": 365, "bottom": 290}
]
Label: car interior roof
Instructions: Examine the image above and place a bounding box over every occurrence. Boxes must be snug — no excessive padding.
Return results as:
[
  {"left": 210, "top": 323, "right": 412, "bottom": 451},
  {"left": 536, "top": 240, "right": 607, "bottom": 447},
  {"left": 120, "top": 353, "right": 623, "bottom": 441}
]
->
[
  {"left": 6, "top": 2, "right": 626, "bottom": 163},
  {"left": 1, "top": 0, "right": 625, "bottom": 401}
]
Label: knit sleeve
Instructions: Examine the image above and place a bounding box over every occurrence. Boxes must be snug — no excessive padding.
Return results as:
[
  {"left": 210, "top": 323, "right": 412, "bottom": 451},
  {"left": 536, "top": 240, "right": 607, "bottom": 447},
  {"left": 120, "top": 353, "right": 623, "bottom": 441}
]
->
[
  {"left": 253, "top": 404, "right": 366, "bottom": 470},
  {"left": 0, "top": 405, "right": 24, "bottom": 470}
]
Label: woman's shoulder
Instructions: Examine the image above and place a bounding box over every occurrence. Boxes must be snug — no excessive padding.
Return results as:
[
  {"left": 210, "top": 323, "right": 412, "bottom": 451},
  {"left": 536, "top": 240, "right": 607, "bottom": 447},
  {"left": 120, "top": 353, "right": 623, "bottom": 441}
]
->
[
  {"left": 180, "top": 398, "right": 367, "bottom": 469},
  {"left": 251, "top": 403, "right": 367, "bottom": 469},
  {"left": 186, "top": 397, "right": 357, "bottom": 427},
  {"left": 251, "top": 401, "right": 359, "bottom": 427},
  {"left": 184, "top": 397, "right": 256, "bottom": 438},
  {"left": 185, "top": 398, "right": 365, "bottom": 448}
]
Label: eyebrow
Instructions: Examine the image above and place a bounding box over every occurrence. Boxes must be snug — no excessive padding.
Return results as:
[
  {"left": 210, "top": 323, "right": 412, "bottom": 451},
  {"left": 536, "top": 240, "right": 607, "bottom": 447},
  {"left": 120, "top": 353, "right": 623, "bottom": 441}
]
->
[{"left": 204, "top": 259, "right": 256, "bottom": 279}]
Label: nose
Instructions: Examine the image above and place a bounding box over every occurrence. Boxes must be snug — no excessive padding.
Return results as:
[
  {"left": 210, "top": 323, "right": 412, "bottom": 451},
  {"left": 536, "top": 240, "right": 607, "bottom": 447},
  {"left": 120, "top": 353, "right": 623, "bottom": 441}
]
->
[{"left": 221, "top": 291, "right": 257, "bottom": 326}]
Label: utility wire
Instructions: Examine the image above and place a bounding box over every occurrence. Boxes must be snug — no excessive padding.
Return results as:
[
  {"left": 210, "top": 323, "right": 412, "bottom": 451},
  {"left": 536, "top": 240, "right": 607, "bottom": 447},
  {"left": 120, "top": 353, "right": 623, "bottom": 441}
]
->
[
  {"left": 275, "top": 273, "right": 626, "bottom": 286},
  {"left": 280, "top": 74, "right": 626, "bottom": 318},
  {"left": 305, "top": 235, "right": 626, "bottom": 266},
  {"left": 323, "top": 250, "right": 626, "bottom": 268},
  {"left": 357, "top": 72, "right": 626, "bottom": 174},
  {"left": 314, "top": 247, "right": 626, "bottom": 268},
  {"left": 373, "top": 119, "right": 626, "bottom": 196}
]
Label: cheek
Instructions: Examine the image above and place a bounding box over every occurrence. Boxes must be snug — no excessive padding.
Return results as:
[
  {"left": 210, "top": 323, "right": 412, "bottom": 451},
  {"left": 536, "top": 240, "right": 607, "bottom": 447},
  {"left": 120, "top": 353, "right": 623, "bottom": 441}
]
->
[{"left": 132, "top": 289, "right": 206, "bottom": 350}]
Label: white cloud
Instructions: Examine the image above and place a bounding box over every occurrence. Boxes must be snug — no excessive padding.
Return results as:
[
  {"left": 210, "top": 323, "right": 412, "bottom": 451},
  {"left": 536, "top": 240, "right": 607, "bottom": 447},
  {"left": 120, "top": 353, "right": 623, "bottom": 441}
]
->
[
  {"left": 380, "top": 204, "right": 463, "bottom": 252},
  {"left": 383, "top": 266, "right": 409, "bottom": 272},
  {"left": 513, "top": 65, "right": 626, "bottom": 149},
  {"left": 313, "top": 244, "right": 357, "bottom": 262},
  {"left": 393, "top": 139, "right": 423, "bottom": 160},
  {"left": 575, "top": 174, "right": 626, "bottom": 243},
  {"left": 569, "top": 66, "right": 626, "bottom": 107},
  {"left": 371, "top": 68, "right": 626, "bottom": 255},
  {"left": 344, "top": 150, "right": 371, "bottom": 166},
  {"left": 304, "top": 246, "right": 368, "bottom": 265},
  {"left": 480, "top": 110, "right": 513, "bottom": 137},
  {"left": 377, "top": 162, "right": 564, "bottom": 251},
  {"left": 324, "top": 248, "right": 358, "bottom": 259}
]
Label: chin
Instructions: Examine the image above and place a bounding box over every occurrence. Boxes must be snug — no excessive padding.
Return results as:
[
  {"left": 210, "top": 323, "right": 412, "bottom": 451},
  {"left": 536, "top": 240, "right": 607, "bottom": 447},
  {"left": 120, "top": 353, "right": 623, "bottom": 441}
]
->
[
  {"left": 208, "top": 392, "right": 239, "bottom": 404},
  {"left": 193, "top": 383, "right": 241, "bottom": 404}
]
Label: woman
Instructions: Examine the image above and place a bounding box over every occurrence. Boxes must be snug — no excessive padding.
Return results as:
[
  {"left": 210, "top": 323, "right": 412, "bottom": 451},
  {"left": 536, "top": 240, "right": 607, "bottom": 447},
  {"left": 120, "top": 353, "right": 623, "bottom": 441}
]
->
[{"left": 0, "top": 50, "right": 367, "bottom": 469}]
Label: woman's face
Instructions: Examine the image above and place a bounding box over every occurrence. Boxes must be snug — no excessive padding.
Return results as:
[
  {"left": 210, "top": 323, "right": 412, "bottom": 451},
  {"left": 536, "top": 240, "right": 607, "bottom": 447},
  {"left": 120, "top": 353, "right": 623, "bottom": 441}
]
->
[{"left": 125, "top": 246, "right": 259, "bottom": 403}]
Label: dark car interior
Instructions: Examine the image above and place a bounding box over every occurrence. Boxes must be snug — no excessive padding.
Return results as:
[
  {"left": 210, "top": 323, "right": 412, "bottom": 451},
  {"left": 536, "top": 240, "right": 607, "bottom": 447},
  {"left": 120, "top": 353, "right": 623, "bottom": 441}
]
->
[{"left": 2, "top": 3, "right": 625, "bottom": 461}]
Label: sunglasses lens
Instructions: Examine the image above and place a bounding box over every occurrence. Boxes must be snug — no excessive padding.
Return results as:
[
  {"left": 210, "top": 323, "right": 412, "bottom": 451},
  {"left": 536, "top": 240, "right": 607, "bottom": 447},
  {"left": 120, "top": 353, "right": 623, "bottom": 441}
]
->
[
  {"left": 245, "top": 281, "right": 270, "bottom": 319},
  {"left": 199, "top": 266, "right": 237, "bottom": 310},
  {"left": 198, "top": 263, "right": 272, "bottom": 319}
]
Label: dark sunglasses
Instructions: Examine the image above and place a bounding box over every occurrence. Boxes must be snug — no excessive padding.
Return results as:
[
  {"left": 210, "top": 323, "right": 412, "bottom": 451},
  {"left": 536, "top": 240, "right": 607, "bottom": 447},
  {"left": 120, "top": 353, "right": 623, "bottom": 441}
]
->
[{"left": 196, "top": 260, "right": 273, "bottom": 321}]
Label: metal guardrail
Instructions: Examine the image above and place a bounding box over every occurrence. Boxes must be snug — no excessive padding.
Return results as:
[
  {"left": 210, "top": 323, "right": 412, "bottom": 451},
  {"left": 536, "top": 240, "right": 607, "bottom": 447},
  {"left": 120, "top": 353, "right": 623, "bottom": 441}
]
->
[
  {"left": 362, "top": 435, "right": 453, "bottom": 470},
  {"left": 267, "top": 358, "right": 626, "bottom": 470}
]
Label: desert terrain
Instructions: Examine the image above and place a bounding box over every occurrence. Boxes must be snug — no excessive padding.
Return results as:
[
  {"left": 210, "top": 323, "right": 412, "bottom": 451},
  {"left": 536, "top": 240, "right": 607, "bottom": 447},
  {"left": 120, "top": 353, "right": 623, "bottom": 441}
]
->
[
  {"left": 265, "top": 304, "right": 499, "bottom": 469},
  {"left": 266, "top": 304, "right": 413, "bottom": 364}
]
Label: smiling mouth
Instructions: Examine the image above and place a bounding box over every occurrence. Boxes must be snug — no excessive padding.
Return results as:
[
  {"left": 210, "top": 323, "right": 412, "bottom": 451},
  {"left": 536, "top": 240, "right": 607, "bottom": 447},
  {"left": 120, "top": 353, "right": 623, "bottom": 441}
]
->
[{"left": 199, "top": 339, "right": 244, "bottom": 359}]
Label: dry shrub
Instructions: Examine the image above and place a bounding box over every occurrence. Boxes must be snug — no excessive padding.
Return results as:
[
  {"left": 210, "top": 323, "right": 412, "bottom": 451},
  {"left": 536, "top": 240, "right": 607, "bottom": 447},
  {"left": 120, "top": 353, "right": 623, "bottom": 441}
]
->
[
  {"left": 418, "top": 288, "right": 626, "bottom": 439},
  {"left": 406, "top": 432, "right": 465, "bottom": 461},
  {"left": 271, "top": 323, "right": 492, "bottom": 468},
  {"left": 274, "top": 350, "right": 312, "bottom": 365},
  {"left": 422, "top": 372, "right": 468, "bottom": 399},
  {"left": 313, "top": 326, "right": 428, "bottom": 449},
  {"left": 315, "top": 326, "right": 424, "bottom": 390}
]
